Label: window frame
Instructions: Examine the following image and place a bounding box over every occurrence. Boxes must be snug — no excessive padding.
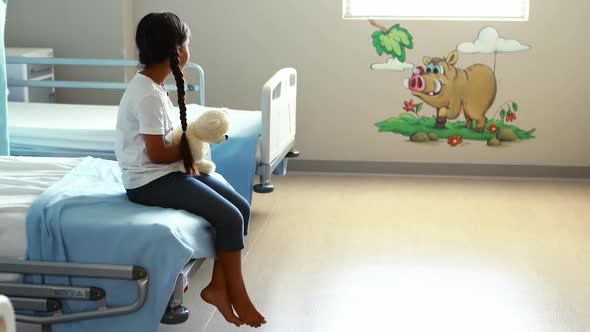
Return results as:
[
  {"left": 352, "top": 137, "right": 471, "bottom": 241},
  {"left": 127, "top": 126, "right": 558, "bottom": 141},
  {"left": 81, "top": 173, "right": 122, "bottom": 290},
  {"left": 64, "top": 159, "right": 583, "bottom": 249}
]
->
[{"left": 342, "top": 0, "right": 530, "bottom": 22}]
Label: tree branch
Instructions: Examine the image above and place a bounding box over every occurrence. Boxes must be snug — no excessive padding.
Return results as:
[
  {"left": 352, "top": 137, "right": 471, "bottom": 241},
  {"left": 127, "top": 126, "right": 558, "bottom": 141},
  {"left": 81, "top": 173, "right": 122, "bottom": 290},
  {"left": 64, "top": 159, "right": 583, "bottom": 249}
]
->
[{"left": 369, "top": 20, "right": 388, "bottom": 33}]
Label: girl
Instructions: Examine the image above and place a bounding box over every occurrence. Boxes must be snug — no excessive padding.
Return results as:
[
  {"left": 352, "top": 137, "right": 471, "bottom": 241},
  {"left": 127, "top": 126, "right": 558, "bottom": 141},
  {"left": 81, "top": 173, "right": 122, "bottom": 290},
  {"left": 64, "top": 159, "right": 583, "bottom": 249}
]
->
[{"left": 115, "top": 12, "right": 266, "bottom": 328}]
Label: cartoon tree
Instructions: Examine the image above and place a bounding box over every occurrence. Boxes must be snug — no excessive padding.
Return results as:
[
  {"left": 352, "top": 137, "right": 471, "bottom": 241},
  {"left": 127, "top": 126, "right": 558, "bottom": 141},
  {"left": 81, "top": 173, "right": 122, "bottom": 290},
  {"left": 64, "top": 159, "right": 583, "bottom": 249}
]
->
[{"left": 370, "top": 20, "right": 414, "bottom": 63}]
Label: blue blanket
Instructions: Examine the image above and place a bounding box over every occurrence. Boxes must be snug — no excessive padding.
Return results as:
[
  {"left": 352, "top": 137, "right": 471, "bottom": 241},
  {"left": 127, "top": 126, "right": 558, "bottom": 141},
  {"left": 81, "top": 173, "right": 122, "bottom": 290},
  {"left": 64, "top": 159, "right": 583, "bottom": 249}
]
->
[
  {"left": 25, "top": 157, "right": 216, "bottom": 332},
  {"left": 209, "top": 108, "right": 261, "bottom": 204}
]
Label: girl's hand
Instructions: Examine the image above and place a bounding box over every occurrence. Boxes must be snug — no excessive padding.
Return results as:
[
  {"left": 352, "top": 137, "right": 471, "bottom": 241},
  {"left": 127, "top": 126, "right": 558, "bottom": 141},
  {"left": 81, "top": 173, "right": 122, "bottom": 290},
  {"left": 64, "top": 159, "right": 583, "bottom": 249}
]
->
[
  {"left": 144, "top": 134, "right": 199, "bottom": 175},
  {"left": 143, "top": 134, "right": 182, "bottom": 164}
]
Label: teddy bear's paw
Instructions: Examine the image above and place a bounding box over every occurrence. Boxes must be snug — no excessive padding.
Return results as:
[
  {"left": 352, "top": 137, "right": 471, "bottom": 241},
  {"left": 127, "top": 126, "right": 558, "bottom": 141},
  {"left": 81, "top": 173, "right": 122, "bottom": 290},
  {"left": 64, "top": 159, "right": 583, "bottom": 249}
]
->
[{"left": 196, "top": 160, "right": 216, "bottom": 174}]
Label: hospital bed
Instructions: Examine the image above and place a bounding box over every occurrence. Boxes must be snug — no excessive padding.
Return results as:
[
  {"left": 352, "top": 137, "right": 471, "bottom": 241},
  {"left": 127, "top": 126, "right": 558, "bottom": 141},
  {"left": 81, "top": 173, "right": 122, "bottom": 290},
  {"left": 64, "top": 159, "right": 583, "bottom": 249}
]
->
[
  {"left": 0, "top": 157, "right": 214, "bottom": 331},
  {"left": 6, "top": 57, "right": 300, "bottom": 196},
  {"left": 0, "top": 62, "right": 298, "bottom": 332}
]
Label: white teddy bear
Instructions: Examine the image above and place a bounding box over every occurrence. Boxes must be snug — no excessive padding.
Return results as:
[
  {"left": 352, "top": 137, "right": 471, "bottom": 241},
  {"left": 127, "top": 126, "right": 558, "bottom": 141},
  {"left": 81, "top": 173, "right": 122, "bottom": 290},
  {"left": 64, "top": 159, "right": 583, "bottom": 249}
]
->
[{"left": 171, "top": 108, "right": 230, "bottom": 174}]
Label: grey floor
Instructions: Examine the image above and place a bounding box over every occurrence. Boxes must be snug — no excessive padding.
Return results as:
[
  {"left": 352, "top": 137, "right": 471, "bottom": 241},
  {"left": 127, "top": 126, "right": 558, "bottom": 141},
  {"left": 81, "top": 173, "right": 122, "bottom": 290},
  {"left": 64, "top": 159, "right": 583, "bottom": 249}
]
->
[{"left": 159, "top": 173, "right": 590, "bottom": 332}]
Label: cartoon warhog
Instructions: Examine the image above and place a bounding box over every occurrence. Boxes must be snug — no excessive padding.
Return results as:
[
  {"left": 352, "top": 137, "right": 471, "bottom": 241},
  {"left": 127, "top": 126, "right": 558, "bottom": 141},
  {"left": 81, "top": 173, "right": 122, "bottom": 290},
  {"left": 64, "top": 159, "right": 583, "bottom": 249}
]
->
[{"left": 405, "top": 50, "right": 497, "bottom": 132}]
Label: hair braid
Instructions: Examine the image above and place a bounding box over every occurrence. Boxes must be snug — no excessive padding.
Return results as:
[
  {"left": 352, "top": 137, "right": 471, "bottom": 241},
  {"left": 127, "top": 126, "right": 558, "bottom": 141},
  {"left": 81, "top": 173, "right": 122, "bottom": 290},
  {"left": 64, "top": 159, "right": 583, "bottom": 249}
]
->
[{"left": 170, "top": 49, "right": 196, "bottom": 175}]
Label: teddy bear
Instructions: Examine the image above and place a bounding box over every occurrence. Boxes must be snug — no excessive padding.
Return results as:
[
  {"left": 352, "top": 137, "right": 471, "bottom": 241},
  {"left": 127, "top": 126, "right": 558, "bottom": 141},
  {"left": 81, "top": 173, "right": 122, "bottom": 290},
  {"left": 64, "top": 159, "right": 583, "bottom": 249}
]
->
[{"left": 171, "top": 108, "right": 230, "bottom": 174}]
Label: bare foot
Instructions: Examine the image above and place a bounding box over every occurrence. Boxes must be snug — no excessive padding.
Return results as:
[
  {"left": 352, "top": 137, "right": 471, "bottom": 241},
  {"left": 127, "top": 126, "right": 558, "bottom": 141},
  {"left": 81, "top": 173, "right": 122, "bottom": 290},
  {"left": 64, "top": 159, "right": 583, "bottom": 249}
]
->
[
  {"left": 201, "top": 284, "right": 244, "bottom": 327},
  {"left": 230, "top": 292, "right": 266, "bottom": 328},
  {"left": 215, "top": 250, "right": 266, "bottom": 327}
]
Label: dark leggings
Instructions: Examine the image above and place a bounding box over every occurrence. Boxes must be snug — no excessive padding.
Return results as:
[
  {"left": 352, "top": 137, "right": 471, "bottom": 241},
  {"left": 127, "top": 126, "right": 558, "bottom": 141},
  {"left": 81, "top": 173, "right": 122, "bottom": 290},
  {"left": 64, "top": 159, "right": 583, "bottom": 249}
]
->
[{"left": 126, "top": 172, "right": 250, "bottom": 251}]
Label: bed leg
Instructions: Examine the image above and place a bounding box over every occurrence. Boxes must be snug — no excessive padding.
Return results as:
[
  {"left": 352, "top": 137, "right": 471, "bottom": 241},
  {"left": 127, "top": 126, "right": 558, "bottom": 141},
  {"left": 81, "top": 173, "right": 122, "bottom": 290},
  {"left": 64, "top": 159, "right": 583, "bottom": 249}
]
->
[
  {"left": 253, "top": 178, "right": 274, "bottom": 194},
  {"left": 161, "top": 305, "right": 190, "bottom": 325},
  {"left": 286, "top": 150, "right": 300, "bottom": 158},
  {"left": 254, "top": 164, "right": 275, "bottom": 194}
]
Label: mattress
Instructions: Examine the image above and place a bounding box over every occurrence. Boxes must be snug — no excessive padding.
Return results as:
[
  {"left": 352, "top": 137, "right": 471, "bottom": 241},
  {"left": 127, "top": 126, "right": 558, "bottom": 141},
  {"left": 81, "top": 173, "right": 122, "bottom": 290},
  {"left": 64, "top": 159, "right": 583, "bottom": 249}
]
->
[
  {"left": 0, "top": 156, "right": 82, "bottom": 282},
  {"left": 7, "top": 102, "right": 262, "bottom": 162},
  {"left": 8, "top": 102, "right": 118, "bottom": 155}
]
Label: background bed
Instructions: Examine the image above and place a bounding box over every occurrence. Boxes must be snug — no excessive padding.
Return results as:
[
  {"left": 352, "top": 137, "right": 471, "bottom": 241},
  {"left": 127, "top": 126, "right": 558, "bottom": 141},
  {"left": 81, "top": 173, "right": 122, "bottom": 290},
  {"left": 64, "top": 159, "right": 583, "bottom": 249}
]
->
[{"left": 7, "top": 58, "right": 299, "bottom": 201}]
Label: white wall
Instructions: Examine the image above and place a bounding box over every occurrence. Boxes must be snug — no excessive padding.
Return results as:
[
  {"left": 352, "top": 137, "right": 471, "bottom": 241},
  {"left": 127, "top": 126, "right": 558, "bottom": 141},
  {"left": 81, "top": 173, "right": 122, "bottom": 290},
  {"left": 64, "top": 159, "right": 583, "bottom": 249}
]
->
[
  {"left": 133, "top": 0, "right": 590, "bottom": 167},
  {"left": 5, "top": 0, "right": 131, "bottom": 105},
  {"left": 7, "top": 0, "right": 589, "bottom": 166},
  {"left": 122, "top": 0, "right": 136, "bottom": 81}
]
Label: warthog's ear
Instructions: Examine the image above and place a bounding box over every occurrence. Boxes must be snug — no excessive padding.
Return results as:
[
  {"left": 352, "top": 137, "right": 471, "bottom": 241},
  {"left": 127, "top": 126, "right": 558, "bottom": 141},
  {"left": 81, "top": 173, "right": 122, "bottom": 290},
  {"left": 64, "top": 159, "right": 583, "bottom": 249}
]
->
[
  {"left": 446, "top": 50, "right": 459, "bottom": 65},
  {"left": 423, "top": 56, "right": 432, "bottom": 66}
]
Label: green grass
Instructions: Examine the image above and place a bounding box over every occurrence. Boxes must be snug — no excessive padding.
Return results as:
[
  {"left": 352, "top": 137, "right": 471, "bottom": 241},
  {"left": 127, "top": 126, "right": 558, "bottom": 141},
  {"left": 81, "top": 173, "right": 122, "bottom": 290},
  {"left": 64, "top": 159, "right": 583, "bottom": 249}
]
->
[{"left": 375, "top": 113, "right": 536, "bottom": 141}]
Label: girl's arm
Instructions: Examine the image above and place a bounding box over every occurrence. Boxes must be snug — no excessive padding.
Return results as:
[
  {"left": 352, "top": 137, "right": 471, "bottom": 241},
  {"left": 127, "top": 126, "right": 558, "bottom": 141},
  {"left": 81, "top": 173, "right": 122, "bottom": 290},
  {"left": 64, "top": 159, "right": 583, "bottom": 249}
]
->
[{"left": 143, "top": 134, "right": 182, "bottom": 164}]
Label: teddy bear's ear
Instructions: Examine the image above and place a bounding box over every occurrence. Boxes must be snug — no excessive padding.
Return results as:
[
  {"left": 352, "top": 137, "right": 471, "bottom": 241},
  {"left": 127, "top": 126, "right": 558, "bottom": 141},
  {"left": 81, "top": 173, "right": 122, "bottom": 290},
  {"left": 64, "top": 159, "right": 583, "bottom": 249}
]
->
[{"left": 208, "top": 119, "right": 221, "bottom": 129}]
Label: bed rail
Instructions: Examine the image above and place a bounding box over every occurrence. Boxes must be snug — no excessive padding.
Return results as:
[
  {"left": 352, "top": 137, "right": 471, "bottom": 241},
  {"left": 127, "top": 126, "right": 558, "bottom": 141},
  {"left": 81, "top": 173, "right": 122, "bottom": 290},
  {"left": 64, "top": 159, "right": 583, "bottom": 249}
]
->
[
  {"left": 8, "top": 297, "right": 62, "bottom": 313},
  {"left": 6, "top": 57, "right": 205, "bottom": 105},
  {"left": 254, "top": 67, "right": 299, "bottom": 193},
  {"left": 0, "top": 259, "right": 148, "bottom": 325}
]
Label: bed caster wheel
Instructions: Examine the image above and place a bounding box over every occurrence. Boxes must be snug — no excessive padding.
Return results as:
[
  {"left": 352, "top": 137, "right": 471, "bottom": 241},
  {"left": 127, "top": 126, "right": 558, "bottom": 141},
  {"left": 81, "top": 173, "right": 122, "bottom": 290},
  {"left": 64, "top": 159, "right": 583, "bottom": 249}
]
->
[
  {"left": 286, "top": 150, "right": 300, "bottom": 158},
  {"left": 253, "top": 184, "right": 274, "bottom": 194},
  {"left": 161, "top": 305, "right": 190, "bottom": 325}
]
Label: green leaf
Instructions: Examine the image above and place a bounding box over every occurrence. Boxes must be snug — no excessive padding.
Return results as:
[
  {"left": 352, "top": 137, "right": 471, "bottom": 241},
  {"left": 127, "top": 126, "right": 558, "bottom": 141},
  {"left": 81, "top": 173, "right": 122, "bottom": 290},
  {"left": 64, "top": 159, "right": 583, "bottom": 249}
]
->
[
  {"left": 375, "top": 43, "right": 384, "bottom": 56},
  {"left": 389, "top": 25, "right": 413, "bottom": 49},
  {"left": 397, "top": 28, "right": 414, "bottom": 48},
  {"left": 379, "top": 33, "right": 403, "bottom": 59},
  {"left": 400, "top": 33, "right": 412, "bottom": 48},
  {"left": 512, "top": 102, "right": 519, "bottom": 112},
  {"left": 373, "top": 32, "right": 384, "bottom": 56},
  {"left": 379, "top": 35, "right": 391, "bottom": 52},
  {"left": 391, "top": 40, "right": 402, "bottom": 58},
  {"left": 386, "top": 24, "right": 400, "bottom": 34},
  {"left": 387, "top": 30, "right": 402, "bottom": 43},
  {"left": 416, "top": 103, "right": 424, "bottom": 113},
  {"left": 507, "top": 110, "right": 513, "bottom": 116},
  {"left": 372, "top": 31, "right": 383, "bottom": 38},
  {"left": 398, "top": 46, "right": 407, "bottom": 62},
  {"left": 372, "top": 34, "right": 381, "bottom": 48},
  {"left": 500, "top": 110, "right": 506, "bottom": 120}
]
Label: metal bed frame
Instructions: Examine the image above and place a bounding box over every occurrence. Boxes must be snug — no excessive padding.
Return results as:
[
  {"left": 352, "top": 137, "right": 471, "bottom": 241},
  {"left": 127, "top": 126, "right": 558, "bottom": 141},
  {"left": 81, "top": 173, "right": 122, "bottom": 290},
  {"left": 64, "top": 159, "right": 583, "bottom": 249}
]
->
[
  {"left": 0, "top": 258, "right": 202, "bottom": 331},
  {"left": 6, "top": 57, "right": 205, "bottom": 105}
]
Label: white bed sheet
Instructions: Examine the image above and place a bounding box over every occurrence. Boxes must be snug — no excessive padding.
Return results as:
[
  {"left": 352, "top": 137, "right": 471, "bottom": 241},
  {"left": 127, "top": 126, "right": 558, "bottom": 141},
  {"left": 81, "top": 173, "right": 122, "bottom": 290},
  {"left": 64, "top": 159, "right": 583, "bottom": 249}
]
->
[
  {"left": 0, "top": 156, "right": 81, "bottom": 282},
  {"left": 8, "top": 102, "right": 117, "bottom": 152},
  {"left": 7, "top": 102, "right": 263, "bottom": 163}
]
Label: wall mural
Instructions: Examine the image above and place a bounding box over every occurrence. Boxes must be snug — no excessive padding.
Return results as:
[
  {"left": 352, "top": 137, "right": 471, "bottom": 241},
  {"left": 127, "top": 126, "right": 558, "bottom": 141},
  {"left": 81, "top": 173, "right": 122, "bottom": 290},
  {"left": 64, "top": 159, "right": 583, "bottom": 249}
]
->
[{"left": 371, "top": 24, "right": 535, "bottom": 147}]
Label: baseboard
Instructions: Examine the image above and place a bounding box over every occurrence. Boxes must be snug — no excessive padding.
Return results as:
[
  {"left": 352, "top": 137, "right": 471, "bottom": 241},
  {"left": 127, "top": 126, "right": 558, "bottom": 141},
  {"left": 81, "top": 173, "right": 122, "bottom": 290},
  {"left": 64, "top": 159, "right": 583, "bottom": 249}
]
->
[{"left": 287, "top": 160, "right": 590, "bottom": 179}]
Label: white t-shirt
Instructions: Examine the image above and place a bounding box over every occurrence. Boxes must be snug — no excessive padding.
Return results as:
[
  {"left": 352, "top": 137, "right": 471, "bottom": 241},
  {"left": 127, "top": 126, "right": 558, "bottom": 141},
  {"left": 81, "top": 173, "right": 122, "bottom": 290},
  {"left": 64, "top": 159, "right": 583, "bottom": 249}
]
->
[{"left": 115, "top": 73, "right": 184, "bottom": 189}]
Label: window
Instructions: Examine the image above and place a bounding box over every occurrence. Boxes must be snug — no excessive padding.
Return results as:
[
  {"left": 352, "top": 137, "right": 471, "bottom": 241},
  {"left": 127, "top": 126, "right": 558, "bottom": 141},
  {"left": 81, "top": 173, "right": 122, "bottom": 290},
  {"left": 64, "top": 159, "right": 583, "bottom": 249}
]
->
[{"left": 343, "top": 0, "right": 530, "bottom": 21}]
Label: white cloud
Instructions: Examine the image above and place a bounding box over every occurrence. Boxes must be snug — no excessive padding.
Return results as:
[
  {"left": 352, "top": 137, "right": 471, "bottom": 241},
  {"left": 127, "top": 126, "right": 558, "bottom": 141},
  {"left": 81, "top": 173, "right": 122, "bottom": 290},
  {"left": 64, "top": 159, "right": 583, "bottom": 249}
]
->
[
  {"left": 371, "top": 58, "right": 415, "bottom": 72},
  {"left": 457, "top": 27, "right": 530, "bottom": 54}
]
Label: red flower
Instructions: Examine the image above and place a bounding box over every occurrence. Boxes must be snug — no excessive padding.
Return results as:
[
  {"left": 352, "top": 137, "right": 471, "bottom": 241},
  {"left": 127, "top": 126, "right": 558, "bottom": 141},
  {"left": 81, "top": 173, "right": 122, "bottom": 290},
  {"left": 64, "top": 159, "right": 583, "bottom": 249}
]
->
[
  {"left": 488, "top": 124, "right": 499, "bottom": 133},
  {"left": 506, "top": 113, "right": 517, "bottom": 122},
  {"left": 403, "top": 99, "right": 418, "bottom": 112},
  {"left": 447, "top": 135, "right": 463, "bottom": 147}
]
